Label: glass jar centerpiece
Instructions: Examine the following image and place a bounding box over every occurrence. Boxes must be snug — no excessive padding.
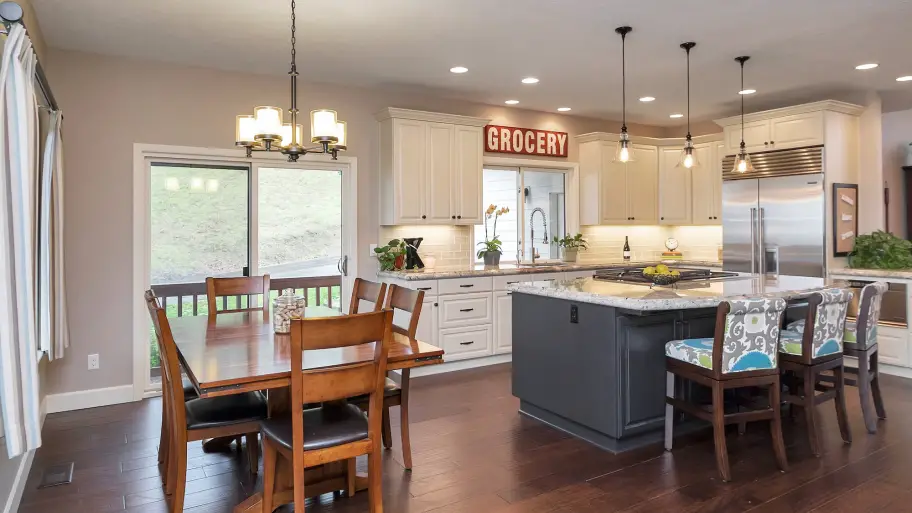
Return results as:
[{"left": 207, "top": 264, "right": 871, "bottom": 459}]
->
[{"left": 273, "top": 288, "right": 306, "bottom": 333}]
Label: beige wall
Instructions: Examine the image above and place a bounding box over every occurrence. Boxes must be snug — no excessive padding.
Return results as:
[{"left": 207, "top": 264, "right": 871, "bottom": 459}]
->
[
  {"left": 883, "top": 108, "right": 912, "bottom": 238},
  {"left": 43, "top": 48, "right": 669, "bottom": 394}
]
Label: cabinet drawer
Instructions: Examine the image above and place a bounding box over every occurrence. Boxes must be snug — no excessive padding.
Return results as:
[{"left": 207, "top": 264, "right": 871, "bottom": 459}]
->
[
  {"left": 533, "top": 272, "right": 562, "bottom": 283},
  {"left": 438, "top": 276, "right": 492, "bottom": 295},
  {"left": 875, "top": 326, "right": 909, "bottom": 367},
  {"left": 440, "top": 325, "right": 492, "bottom": 360},
  {"left": 494, "top": 274, "right": 536, "bottom": 291},
  {"left": 383, "top": 278, "right": 438, "bottom": 296},
  {"left": 439, "top": 293, "right": 492, "bottom": 328}
]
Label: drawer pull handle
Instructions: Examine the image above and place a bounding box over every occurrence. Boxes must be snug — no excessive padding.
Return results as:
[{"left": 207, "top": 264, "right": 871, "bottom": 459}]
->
[
  {"left": 507, "top": 281, "right": 520, "bottom": 284},
  {"left": 459, "top": 341, "right": 474, "bottom": 346},
  {"left": 417, "top": 287, "right": 432, "bottom": 291},
  {"left": 459, "top": 308, "right": 475, "bottom": 312},
  {"left": 507, "top": 292, "right": 512, "bottom": 296},
  {"left": 459, "top": 284, "right": 474, "bottom": 288}
]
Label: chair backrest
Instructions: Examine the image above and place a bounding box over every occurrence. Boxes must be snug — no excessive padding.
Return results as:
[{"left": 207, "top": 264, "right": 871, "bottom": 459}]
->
[
  {"left": 713, "top": 297, "right": 788, "bottom": 375},
  {"left": 145, "top": 290, "right": 189, "bottom": 425},
  {"left": 288, "top": 310, "right": 393, "bottom": 452},
  {"left": 349, "top": 278, "right": 387, "bottom": 314},
  {"left": 854, "top": 281, "right": 888, "bottom": 348},
  {"left": 795, "top": 287, "right": 853, "bottom": 362},
  {"left": 383, "top": 284, "right": 425, "bottom": 338},
  {"left": 205, "top": 275, "right": 270, "bottom": 318}
]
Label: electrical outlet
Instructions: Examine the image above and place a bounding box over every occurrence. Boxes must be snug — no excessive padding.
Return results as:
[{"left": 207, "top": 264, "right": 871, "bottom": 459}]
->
[
  {"left": 369, "top": 244, "right": 377, "bottom": 257},
  {"left": 570, "top": 305, "right": 579, "bottom": 324},
  {"left": 88, "top": 353, "right": 100, "bottom": 370}
]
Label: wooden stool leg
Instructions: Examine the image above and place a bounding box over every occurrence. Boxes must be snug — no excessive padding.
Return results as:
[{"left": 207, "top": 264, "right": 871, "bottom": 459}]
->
[
  {"left": 245, "top": 433, "right": 259, "bottom": 475},
  {"left": 368, "top": 443, "right": 384, "bottom": 513},
  {"left": 400, "top": 369, "right": 413, "bottom": 470},
  {"left": 769, "top": 380, "right": 788, "bottom": 471},
  {"left": 381, "top": 408, "right": 392, "bottom": 449},
  {"left": 834, "top": 365, "right": 852, "bottom": 443},
  {"left": 664, "top": 371, "right": 675, "bottom": 451},
  {"left": 261, "top": 440, "right": 277, "bottom": 513},
  {"left": 857, "top": 351, "right": 878, "bottom": 434},
  {"left": 711, "top": 381, "right": 731, "bottom": 481},
  {"left": 803, "top": 368, "right": 821, "bottom": 456},
  {"left": 871, "top": 349, "right": 887, "bottom": 420}
]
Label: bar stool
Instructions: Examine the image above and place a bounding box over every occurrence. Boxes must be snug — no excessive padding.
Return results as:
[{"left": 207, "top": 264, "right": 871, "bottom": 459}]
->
[
  {"left": 778, "top": 288, "right": 853, "bottom": 456},
  {"left": 843, "top": 281, "right": 888, "bottom": 433},
  {"left": 665, "top": 297, "right": 789, "bottom": 482}
]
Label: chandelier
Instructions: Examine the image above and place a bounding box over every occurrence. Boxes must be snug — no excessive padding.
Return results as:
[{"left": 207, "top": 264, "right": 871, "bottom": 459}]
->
[{"left": 235, "top": 0, "right": 347, "bottom": 161}]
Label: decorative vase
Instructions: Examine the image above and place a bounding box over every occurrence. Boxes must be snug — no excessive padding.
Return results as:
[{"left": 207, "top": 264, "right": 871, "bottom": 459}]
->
[
  {"left": 394, "top": 255, "right": 405, "bottom": 270},
  {"left": 483, "top": 251, "right": 502, "bottom": 266},
  {"left": 561, "top": 248, "right": 579, "bottom": 263}
]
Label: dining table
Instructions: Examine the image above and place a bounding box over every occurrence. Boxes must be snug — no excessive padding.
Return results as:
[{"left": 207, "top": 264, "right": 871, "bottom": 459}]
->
[{"left": 168, "top": 305, "right": 445, "bottom": 513}]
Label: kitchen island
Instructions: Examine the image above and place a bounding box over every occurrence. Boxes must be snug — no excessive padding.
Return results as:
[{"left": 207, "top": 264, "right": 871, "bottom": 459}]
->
[{"left": 509, "top": 274, "right": 843, "bottom": 452}]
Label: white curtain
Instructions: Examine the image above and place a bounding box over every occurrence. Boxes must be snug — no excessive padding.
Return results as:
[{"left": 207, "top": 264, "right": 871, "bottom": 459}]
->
[
  {"left": 39, "top": 109, "right": 67, "bottom": 360},
  {"left": 0, "top": 23, "right": 42, "bottom": 457}
]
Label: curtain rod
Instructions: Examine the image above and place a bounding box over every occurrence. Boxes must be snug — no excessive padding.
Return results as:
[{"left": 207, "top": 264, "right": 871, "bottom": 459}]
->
[{"left": 0, "top": 1, "right": 59, "bottom": 111}]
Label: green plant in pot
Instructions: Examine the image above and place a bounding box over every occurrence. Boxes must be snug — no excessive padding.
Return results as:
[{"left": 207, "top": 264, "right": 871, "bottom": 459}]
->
[
  {"left": 848, "top": 230, "right": 912, "bottom": 269},
  {"left": 477, "top": 204, "right": 509, "bottom": 266},
  {"left": 553, "top": 233, "right": 589, "bottom": 263},
  {"left": 374, "top": 239, "right": 407, "bottom": 271}
]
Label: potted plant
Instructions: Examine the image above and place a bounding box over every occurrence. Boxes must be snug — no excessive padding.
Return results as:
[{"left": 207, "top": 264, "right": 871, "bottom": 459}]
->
[
  {"left": 477, "top": 204, "right": 509, "bottom": 266},
  {"left": 553, "top": 233, "right": 589, "bottom": 263},
  {"left": 374, "top": 239, "right": 407, "bottom": 271},
  {"left": 848, "top": 230, "right": 912, "bottom": 269}
]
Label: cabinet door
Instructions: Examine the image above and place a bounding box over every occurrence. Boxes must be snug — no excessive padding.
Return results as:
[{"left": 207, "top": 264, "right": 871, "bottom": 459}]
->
[
  {"left": 415, "top": 297, "right": 438, "bottom": 348},
  {"left": 425, "top": 122, "right": 455, "bottom": 223},
  {"left": 690, "top": 143, "right": 718, "bottom": 225},
  {"left": 393, "top": 119, "right": 427, "bottom": 223},
  {"left": 770, "top": 112, "right": 824, "bottom": 150},
  {"left": 724, "top": 120, "right": 770, "bottom": 155},
  {"left": 600, "top": 144, "right": 629, "bottom": 224},
  {"left": 658, "top": 146, "right": 691, "bottom": 225},
  {"left": 494, "top": 291, "right": 513, "bottom": 354},
  {"left": 713, "top": 143, "right": 724, "bottom": 222},
  {"left": 627, "top": 144, "right": 658, "bottom": 224},
  {"left": 453, "top": 125, "right": 483, "bottom": 224}
]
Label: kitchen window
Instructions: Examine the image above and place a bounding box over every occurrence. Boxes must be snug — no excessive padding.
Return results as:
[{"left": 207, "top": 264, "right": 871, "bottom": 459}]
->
[{"left": 474, "top": 167, "right": 567, "bottom": 263}]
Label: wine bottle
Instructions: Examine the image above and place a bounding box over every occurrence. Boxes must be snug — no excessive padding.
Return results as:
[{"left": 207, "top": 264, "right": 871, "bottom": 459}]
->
[{"left": 623, "top": 236, "right": 631, "bottom": 261}]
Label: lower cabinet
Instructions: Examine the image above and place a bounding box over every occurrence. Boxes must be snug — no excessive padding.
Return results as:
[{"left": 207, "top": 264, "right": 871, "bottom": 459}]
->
[
  {"left": 415, "top": 296, "right": 438, "bottom": 348},
  {"left": 440, "top": 324, "right": 492, "bottom": 360},
  {"left": 494, "top": 291, "right": 513, "bottom": 354},
  {"left": 876, "top": 326, "right": 910, "bottom": 367}
]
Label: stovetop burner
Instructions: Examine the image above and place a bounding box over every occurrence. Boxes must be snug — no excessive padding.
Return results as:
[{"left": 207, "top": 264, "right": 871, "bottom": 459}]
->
[{"left": 593, "top": 266, "right": 739, "bottom": 284}]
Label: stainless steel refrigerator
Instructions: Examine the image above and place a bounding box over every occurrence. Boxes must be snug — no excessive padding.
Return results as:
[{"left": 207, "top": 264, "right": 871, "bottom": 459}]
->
[{"left": 722, "top": 146, "right": 826, "bottom": 278}]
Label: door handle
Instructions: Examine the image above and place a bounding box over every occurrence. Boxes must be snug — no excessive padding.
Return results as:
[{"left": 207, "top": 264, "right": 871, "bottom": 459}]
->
[
  {"left": 459, "top": 308, "right": 475, "bottom": 312},
  {"left": 758, "top": 207, "right": 766, "bottom": 275},
  {"left": 749, "top": 208, "right": 757, "bottom": 274},
  {"left": 337, "top": 256, "right": 348, "bottom": 277}
]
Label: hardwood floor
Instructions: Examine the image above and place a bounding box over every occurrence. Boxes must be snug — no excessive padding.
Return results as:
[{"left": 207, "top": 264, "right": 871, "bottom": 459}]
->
[{"left": 20, "top": 364, "right": 912, "bottom": 512}]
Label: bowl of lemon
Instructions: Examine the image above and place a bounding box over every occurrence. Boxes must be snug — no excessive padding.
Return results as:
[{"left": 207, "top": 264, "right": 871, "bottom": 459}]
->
[{"left": 642, "top": 264, "right": 681, "bottom": 286}]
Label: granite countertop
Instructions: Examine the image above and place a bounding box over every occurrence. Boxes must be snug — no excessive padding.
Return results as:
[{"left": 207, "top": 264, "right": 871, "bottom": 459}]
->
[
  {"left": 509, "top": 274, "right": 844, "bottom": 311},
  {"left": 829, "top": 268, "right": 912, "bottom": 280},
  {"left": 378, "top": 259, "right": 722, "bottom": 281}
]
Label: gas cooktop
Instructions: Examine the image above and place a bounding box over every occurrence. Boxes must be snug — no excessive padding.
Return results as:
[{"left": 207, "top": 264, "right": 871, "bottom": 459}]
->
[{"left": 593, "top": 266, "right": 740, "bottom": 284}]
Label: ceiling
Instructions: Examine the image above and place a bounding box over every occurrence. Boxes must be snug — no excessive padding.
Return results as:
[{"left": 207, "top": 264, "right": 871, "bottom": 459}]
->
[{"left": 31, "top": 0, "right": 912, "bottom": 126}]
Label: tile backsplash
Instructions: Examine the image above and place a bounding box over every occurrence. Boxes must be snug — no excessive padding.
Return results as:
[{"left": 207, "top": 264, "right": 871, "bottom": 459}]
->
[
  {"left": 579, "top": 225, "right": 723, "bottom": 262},
  {"left": 379, "top": 225, "right": 472, "bottom": 268}
]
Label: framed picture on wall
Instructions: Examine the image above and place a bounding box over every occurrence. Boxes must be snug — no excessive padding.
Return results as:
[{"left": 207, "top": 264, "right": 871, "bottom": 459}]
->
[{"left": 832, "top": 183, "right": 858, "bottom": 257}]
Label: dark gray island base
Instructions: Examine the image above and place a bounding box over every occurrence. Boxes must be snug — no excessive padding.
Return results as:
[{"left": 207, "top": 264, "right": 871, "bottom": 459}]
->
[
  {"left": 512, "top": 293, "right": 716, "bottom": 452},
  {"left": 509, "top": 274, "right": 838, "bottom": 453}
]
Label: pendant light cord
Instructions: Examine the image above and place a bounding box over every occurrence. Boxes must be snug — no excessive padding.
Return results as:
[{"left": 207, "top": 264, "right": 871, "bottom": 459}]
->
[
  {"left": 290, "top": 0, "right": 296, "bottom": 74},
  {"left": 621, "top": 30, "right": 627, "bottom": 131},
  {"left": 736, "top": 56, "right": 749, "bottom": 150},
  {"left": 686, "top": 46, "right": 690, "bottom": 137}
]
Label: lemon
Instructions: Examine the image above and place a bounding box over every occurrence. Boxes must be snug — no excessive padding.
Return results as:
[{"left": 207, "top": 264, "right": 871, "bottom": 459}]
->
[
  {"left": 644, "top": 266, "right": 656, "bottom": 275},
  {"left": 671, "top": 270, "right": 681, "bottom": 277},
  {"left": 655, "top": 264, "right": 669, "bottom": 274}
]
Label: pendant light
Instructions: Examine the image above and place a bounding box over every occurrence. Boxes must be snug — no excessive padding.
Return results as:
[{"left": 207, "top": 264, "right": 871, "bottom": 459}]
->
[
  {"left": 677, "top": 42, "right": 698, "bottom": 169},
  {"left": 732, "top": 56, "right": 754, "bottom": 174},
  {"left": 614, "top": 26, "right": 634, "bottom": 163}
]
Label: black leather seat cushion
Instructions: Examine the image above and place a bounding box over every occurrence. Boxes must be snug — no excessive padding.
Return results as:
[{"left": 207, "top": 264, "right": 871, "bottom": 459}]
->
[
  {"left": 260, "top": 403, "right": 368, "bottom": 452},
  {"left": 185, "top": 391, "right": 267, "bottom": 431}
]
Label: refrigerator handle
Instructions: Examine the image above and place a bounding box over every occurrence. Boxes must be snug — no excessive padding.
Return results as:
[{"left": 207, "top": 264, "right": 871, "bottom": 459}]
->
[
  {"left": 750, "top": 208, "right": 757, "bottom": 274},
  {"left": 758, "top": 207, "right": 766, "bottom": 275}
]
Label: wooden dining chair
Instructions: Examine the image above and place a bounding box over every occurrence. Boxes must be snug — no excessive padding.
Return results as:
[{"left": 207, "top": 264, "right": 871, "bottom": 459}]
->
[
  {"left": 349, "top": 277, "right": 387, "bottom": 314},
  {"left": 146, "top": 290, "right": 268, "bottom": 512},
  {"left": 260, "top": 310, "right": 393, "bottom": 513},
  {"left": 205, "top": 274, "right": 271, "bottom": 318}
]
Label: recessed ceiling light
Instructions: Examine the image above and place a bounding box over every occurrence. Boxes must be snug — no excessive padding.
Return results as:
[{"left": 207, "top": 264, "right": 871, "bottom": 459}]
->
[
  {"left": 739, "top": 89, "right": 757, "bottom": 95},
  {"left": 855, "top": 63, "right": 879, "bottom": 70},
  {"left": 639, "top": 96, "right": 656, "bottom": 102},
  {"left": 449, "top": 66, "right": 468, "bottom": 74},
  {"left": 505, "top": 100, "right": 519, "bottom": 105},
  {"left": 557, "top": 107, "right": 571, "bottom": 112},
  {"left": 897, "top": 76, "right": 912, "bottom": 82},
  {"left": 521, "top": 77, "right": 540, "bottom": 84},
  {"left": 669, "top": 113, "right": 684, "bottom": 118}
]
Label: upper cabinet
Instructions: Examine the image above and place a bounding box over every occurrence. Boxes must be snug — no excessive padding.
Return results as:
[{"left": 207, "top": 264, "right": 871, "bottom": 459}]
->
[
  {"left": 658, "top": 147, "right": 691, "bottom": 225},
  {"left": 689, "top": 143, "right": 723, "bottom": 225},
  {"left": 717, "top": 101, "right": 864, "bottom": 157},
  {"left": 378, "top": 108, "right": 489, "bottom": 226}
]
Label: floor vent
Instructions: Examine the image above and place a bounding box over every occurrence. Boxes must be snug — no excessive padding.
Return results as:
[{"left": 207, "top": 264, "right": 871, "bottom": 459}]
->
[{"left": 37, "top": 462, "right": 74, "bottom": 488}]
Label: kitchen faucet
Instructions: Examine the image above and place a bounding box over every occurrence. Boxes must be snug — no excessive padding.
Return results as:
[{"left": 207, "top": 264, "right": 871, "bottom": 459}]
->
[{"left": 529, "top": 207, "right": 548, "bottom": 264}]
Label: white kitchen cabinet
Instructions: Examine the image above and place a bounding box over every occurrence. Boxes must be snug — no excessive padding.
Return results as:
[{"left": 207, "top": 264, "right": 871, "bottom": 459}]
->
[
  {"left": 440, "top": 324, "right": 492, "bottom": 360},
  {"left": 717, "top": 102, "right": 857, "bottom": 156},
  {"left": 600, "top": 153, "right": 629, "bottom": 224},
  {"left": 690, "top": 143, "right": 722, "bottom": 225},
  {"left": 415, "top": 296, "right": 438, "bottom": 348},
  {"left": 494, "top": 291, "right": 513, "bottom": 354},
  {"left": 723, "top": 120, "right": 770, "bottom": 155},
  {"left": 627, "top": 145, "right": 659, "bottom": 225},
  {"left": 874, "top": 326, "right": 909, "bottom": 367},
  {"left": 658, "top": 146, "right": 692, "bottom": 225},
  {"left": 769, "top": 112, "right": 823, "bottom": 150},
  {"left": 377, "top": 108, "right": 489, "bottom": 226},
  {"left": 438, "top": 292, "right": 492, "bottom": 329},
  {"left": 583, "top": 141, "right": 658, "bottom": 226}
]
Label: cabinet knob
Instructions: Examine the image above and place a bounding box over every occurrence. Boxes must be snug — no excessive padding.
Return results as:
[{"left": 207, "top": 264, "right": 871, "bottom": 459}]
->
[
  {"left": 660, "top": 217, "right": 664, "bottom": 221},
  {"left": 421, "top": 215, "right": 426, "bottom": 219},
  {"left": 452, "top": 215, "right": 456, "bottom": 219},
  {"left": 457, "top": 215, "right": 461, "bottom": 219},
  {"left": 769, "top": 141, "right": 774, "bottom": 145},
  {"left": 764, "top": 142, "right": 769, "bottom": 146}
]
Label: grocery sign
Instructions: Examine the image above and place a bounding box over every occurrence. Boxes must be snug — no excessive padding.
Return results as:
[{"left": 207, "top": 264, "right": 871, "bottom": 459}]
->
[{"left": 484, "top": 125, "right": 569, "bottom": 157}]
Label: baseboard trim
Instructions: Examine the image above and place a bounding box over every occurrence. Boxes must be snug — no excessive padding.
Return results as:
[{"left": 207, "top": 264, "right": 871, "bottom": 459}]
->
[
  {"left": 408, "top": 353, "right": 512, "bottom": 378},
  {"left": 45, "top": 384, "right": 135, "bottom": 414},
  {"left": 4, "top": 399, "right": 48, "bottom": 513}
]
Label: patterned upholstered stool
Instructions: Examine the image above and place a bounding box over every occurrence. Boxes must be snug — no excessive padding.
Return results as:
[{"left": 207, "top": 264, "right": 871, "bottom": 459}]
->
[
  {"left": 664, "top": 298, "right": 789, "bottom": 482},
  {"left": 842, "top": 281, "right": 888, "bottom": 433},
  {"left": 779, "top": 287, "right": 853, "bottom": 456}
]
